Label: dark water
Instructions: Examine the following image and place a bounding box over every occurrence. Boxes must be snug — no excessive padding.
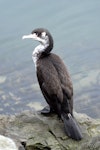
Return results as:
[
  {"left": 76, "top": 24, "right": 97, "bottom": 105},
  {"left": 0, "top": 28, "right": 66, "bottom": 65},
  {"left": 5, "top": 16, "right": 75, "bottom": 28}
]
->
[{"left": 0, "top": 0, "right": 100, "bottom": 118}]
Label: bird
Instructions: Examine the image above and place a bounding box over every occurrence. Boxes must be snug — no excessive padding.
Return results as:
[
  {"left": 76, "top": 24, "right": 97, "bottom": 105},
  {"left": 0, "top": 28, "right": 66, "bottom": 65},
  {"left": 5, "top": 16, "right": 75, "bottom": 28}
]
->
[{"left": 22, "top": 28, "right": 82, "bottom": 140}]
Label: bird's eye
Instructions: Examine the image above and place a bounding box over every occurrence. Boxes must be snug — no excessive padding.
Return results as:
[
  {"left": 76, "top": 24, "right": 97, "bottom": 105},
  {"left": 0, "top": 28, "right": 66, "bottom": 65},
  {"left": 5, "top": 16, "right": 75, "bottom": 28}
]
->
[
  {"left": 35, "top": 32, "right": 41, "bottom": 37},
  {"left": 34, "top": 32, "right": 38, "bottom": 36}
]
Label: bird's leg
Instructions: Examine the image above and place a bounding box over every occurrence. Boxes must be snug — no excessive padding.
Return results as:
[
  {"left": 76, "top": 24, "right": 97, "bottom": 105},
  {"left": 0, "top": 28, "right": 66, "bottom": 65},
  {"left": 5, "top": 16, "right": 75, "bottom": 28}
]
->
[{"left": 41, "top": 105, "right": 55, "bottom": 115}]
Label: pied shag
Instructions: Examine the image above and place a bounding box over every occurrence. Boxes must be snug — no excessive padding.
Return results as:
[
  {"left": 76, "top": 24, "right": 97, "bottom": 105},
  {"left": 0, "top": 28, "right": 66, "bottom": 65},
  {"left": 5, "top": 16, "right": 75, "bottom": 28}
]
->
[{"left": 22, "top": 28, "right": 82, "bottom": 140}]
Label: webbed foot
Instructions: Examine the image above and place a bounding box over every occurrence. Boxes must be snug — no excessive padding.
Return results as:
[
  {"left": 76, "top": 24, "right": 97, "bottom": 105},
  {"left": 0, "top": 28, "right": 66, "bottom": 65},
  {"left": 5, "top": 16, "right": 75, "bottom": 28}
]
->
[{"left": 41, "top": 106, "right": 55, "bottom": 115}]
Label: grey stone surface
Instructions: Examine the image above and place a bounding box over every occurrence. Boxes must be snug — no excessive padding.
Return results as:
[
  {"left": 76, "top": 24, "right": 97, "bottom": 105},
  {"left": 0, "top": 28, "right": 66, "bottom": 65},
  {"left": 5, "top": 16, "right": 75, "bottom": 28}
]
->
[{"left": 0, "top": 111, "right": 100, "bottom": 150}]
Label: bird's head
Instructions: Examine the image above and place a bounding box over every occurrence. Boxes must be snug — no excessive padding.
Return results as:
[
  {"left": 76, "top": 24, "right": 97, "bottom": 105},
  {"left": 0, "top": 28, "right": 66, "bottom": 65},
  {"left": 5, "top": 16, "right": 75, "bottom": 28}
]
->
[{"left": 22, "top": 28, "right": 53, "bottom": 54}]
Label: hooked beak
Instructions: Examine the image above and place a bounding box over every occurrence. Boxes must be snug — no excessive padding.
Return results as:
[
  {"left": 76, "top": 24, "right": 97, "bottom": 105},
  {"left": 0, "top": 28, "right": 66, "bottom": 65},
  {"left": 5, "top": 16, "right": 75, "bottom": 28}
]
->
[
  {"left": 22, "top": 33, "right": 37, "bottom": 40},
  {"left": 22, "top": 33, "right": 46, "bottom": 45}
]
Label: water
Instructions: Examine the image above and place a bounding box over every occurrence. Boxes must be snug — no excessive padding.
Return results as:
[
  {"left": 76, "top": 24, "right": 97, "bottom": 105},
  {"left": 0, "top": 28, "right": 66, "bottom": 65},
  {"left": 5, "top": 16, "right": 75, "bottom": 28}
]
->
[{"left": 0, "top": 0, "right": 100, "bottom": 118}]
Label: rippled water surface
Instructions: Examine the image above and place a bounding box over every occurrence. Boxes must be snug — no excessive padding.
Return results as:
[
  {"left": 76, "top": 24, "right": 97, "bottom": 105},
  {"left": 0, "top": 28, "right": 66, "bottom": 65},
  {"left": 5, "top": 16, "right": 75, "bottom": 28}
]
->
[{"left": 0, "top": 0, "right": 100, "bottom": 118}]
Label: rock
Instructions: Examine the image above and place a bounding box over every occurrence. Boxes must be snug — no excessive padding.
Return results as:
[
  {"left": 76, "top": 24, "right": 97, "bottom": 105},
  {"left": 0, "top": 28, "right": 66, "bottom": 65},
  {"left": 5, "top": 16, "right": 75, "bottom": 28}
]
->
[
  {"left": 0, "top": 111, "right": 100, "bottom": 150},
  {"left": 0, "top": 135, "right": 18, "bottom": 150}
]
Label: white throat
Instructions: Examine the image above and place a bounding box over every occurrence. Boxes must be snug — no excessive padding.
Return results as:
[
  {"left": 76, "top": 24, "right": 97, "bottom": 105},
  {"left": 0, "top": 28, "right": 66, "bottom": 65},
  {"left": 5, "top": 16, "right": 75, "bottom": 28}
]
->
[
  {"left": 22, "top": 31, "right": 49, "bottom": 67},
  {"left": 32, "top": 43, "right": 49, "bottom": 67}
]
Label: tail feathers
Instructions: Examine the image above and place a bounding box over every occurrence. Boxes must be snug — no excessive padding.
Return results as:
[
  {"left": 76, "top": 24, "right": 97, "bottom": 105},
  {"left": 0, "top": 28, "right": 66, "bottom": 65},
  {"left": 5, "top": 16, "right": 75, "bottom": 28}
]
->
[{"left": 61, "top": 113, "right": 83, "bottom": 141}]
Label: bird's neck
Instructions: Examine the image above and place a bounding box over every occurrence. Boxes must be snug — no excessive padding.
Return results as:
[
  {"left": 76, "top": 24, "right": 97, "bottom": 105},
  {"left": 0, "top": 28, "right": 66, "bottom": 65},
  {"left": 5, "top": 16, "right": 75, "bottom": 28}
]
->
[{"left": 32, "top": 43, "right": 49, "bottom": 66}]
